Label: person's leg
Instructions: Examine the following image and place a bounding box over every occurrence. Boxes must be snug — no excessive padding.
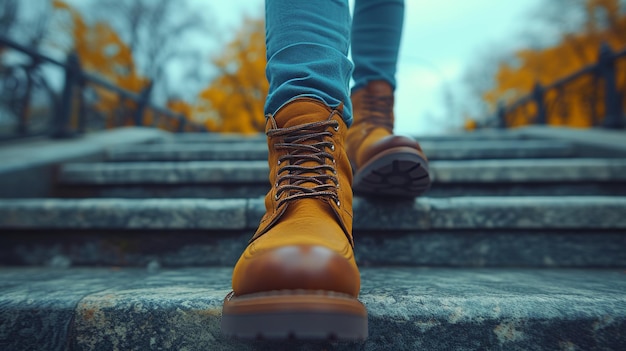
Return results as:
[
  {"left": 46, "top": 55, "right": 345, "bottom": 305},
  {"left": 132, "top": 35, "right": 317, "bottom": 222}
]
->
[
  {"left": 347, "top": 0, "right": 431, "bottom": 198},
  {"left": 351, "top": 0, "right": 404, "bottom": 92},
  {"left": 222, "top": 0, "right": 367, "bottom": 341},
  {"left": 264, "top": 0, "right": 354, "bottom": 126}
]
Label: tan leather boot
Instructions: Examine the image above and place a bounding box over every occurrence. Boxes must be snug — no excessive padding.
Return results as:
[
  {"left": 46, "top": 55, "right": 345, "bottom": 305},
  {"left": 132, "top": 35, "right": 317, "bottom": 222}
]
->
[
  {"left": 347, "top": 80, "right": 431, "bottom": 197},
  {"left": 221, "top": 98, "right": 367, "bottom": 340}
]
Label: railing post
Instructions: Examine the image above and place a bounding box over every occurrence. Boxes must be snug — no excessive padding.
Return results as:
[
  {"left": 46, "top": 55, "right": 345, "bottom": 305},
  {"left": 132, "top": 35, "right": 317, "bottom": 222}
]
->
[
  {"left": 77, "top": 74, "right": 87, "bottom": 133},
  {"left": 532, "top": 82, "right": 547, "bottom": 125},
  {"left": 598, "top": 43, "right": 624, "bottom": 129},
  {"left": 134, "top": 81, "right": 153, "bottom": 126},
  {"left": 52, "top": 52, "right": 80, "bottom": 138},
  {"left": 496, "top": 101, "right": 506, "bottom": 128},
  {"left": 177, "top": 114, "right": 186, "bottom": 133},
  {"left": 16, "top": 65, "right": 34, "bottom": 136}
]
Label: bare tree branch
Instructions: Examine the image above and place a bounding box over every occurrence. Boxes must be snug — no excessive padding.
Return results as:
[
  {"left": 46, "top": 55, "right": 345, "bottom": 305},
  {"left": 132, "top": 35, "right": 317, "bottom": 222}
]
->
[{"left": 89, "top": 0, "right": 213, "bottom": 103}]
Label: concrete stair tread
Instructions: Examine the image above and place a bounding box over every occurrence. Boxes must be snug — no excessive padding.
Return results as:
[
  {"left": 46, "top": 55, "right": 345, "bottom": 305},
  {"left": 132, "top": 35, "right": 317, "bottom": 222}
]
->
[
  {"left": 106, "top": 139, "right": 578, "bottom": 161},
  {"left": 1, "top": 267, "right": 624, "bottom": 350},
  {"left": 2, "top": 196, "right": 626, "bottom": 230},
  {"left": 58, "top": 158, "right": 626, "bottom": 185},
  {"left": 165, "top": 130, "right": 531, "bottom": 143}
]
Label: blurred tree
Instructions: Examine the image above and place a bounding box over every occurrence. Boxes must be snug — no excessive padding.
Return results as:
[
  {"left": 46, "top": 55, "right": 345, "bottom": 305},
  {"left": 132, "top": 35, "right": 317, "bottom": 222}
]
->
[
  {"left": 0, "top": 1, "right": 18, "bottom": 41},
  {"left": 87, "top": 0, "right": 210, "bottom": 104},
  {"left": 52, "top": 1, "right": 146, "bottom": 88},
  {"left": 52, "top": 0, "right": 148, "bottom": 125},
  {"left": 462, "top": 0, "right": 626, "bottom": 129},
  {"left": 195, "top": 16, "right": 267, "bottom": 133},
  {"left": 165, "top": 98, "right": 192, "bottom": 128},
  {"left": 0, "top": 0, "right": 52, "bottom": 48},
  {"left": 483, "top": 0, "right": 626, "bottom": 128}
]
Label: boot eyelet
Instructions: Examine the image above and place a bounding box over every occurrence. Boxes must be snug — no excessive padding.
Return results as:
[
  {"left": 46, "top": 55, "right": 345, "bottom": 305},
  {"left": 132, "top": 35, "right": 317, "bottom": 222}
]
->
[
  {"left": 336, "top": 200, "right": 341, "bottom": 207},
  {"left": 330, "top": 145, "right": 335, "bottom": 151},
  {"left": 277, "top": 160, "right": 281, "bottom": 165},
  {"left": 274, "top": 193, "right": 280, "bottom": 200},
  {"left": 334, "top": 125, "right": 340, "bottom": 131}
]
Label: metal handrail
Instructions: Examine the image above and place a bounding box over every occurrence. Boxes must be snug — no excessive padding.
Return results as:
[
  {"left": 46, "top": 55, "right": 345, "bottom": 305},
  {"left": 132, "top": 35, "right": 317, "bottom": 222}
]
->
[
  {"left": 0, "top": 36, "right": 207, "bottom": 140},
  {"left": 495, "top": 44, "right": 626, "bottom": 129}
]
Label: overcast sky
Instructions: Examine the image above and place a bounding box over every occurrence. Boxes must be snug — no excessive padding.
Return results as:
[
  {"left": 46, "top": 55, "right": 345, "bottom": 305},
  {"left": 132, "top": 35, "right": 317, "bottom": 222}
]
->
[{"left": 199, "top": 0, "right": 545, "bottom": 135}]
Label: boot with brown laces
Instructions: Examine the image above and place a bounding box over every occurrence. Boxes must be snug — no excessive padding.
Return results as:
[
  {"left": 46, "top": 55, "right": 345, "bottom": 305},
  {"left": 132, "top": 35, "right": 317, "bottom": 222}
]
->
[
  {"left": 347, "top": 80, "right": 431, "bottom": 198},
  {"left": 221, "top": 98, "right": 367, "bottom": 341}
]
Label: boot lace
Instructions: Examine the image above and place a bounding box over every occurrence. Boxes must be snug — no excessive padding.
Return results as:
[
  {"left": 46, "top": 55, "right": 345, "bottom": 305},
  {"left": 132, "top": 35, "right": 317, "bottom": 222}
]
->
[
  {"left": 268, "top": 117, "right": 341, "bottom": 208},
  {"left": 358, "top": 95, "right": 394, "bottom": 132}
]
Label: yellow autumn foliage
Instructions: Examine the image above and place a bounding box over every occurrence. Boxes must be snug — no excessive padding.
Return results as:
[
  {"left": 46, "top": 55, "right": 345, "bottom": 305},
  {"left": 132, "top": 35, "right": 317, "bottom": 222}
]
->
[
  {"left": 195, "top": 16, "right": 268, "bottom": 133},
  {"left": 165, "top": 99, "right": 194, "bottom": 131},
  {"left": 484, "top": 0, "right": 626, "bottom": 128},
  {"left": 52, "top": 0, "right": 148, "bottom": 126}
]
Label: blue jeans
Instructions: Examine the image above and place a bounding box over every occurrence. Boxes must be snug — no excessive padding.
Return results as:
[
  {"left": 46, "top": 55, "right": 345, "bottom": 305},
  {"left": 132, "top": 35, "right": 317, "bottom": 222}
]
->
[{"left": 265, "top": 0, "right": 404, "bottom": 126}]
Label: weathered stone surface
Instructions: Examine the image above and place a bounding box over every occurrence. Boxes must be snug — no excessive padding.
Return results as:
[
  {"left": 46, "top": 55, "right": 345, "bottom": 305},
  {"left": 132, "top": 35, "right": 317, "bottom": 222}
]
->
[
  {"left": 166, "top": 132, "right": 266, "bottom": 143},
  {"left": 2, "top": 197, "right": 624, "bottom": 268},
  {"left": 0, "top": 268, "right": 140, "bottom": 351},
  {"left": 360, "top": 268, "right": 626, "bottom": 351},
  {"left": 106, "top": 140, "right": 576, "bottom": 162},
  {"left": 355, "top": 229, "right": 626, "bottom": 267},
  {"left": 60, "top": 161, "right": 269, "bottom": 184},
  {"left": 2, "top": 228, "right": 625, "bottom": 268},
  {"left": 108, "top": 143, "right": 270, "bottom": 161},
  {"left": 424, "top": 182, "right": 626, "bottom": 198},
  {"left": 427, "top": 196, "right": 626, "bottom": 229},
  {"left": 0, "top": 230, "right": 252, "bottom": 267},
  {"left": 70, "top": 268, "right": 230, "bottom": 351},
  {"left": 2, "top": 196, "right": 625, "bottom": 230},
  {"left": 58, "top": 181, "right": 626, "bottom": 199},
  {"left": 169, "top": 129, "right": 529, "bottom": 144},
  {"left": 517, "top": 126, "right": 626, "bottom": 155},
  {"left": 430, "top": 158, "right": 626, "bottom": 183},
  {"left": 0, "top": 128, "right": 168, "bottom": 174},
  {"left": 421, "top": 139, "right": 576, "bottom": 159},
  {"left": 59, "top": 159, "right": 626, "bottom": 186},
  {"left": 1, "top": 267, "right": 625, "bottom": 350},
  {"left": 58, "top": 184, "right": 271, "bottom": 199},
  {"left": 0, "top": 198, "right": 248, "bottom": 229},
  {"left": 0, "top": 127, "right": 169, "bottom": 198}
]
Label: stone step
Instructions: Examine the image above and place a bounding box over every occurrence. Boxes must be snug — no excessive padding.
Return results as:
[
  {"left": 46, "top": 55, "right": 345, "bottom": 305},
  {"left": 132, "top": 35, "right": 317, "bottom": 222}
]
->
[
  {"left": 166, "top": 129, "right": 532, "bottom": 144},
  {"left": 56, "top": 158, "right": 626, "bottom": 198},
  {"left": 106, "top": 139, "right": 578, "bottom": 162},
  {"left": 0, "top": 127, "right": 168, "bottom": 198},
  {"left": 1, "top": 197, "right": 625, "bottom": 267},
  {"left": 1, "top": 267, "right": 624, "bottom": 350}
]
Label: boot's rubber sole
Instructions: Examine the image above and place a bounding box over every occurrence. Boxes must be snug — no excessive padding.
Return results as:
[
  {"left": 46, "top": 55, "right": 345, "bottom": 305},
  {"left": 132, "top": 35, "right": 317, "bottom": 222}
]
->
[
  {"left": 353, "top": 146, "right": 431, "bottom": 198},
  {"left": 221, "top": 290, "right": 368, "bottom": 341}
]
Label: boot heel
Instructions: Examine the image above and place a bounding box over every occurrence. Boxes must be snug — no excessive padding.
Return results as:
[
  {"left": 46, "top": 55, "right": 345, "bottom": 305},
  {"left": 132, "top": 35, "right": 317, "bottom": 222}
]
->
[{"left": 353, "top": 146, "right": 431, "bottom": 197}]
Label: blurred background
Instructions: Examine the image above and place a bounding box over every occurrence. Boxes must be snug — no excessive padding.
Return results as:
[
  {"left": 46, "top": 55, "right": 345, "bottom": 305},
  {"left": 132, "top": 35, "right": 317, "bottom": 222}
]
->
[{"left": 1, "top": 0, "right": 625, "bottom": 139}]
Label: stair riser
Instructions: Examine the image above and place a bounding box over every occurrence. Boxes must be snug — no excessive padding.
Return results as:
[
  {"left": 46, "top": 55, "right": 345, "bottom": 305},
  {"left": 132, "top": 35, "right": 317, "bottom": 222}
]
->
[
  {"left": 56, "top": 182, "right": 626, "bottom": 199},
  {"left": 106, "top": 141, "right": 577, "bottom": 162},
  {"left": 68, "top": 309, "right": 626, "bottom": 350},
  {"left": 57, "top": 160, "right": 626, "bottom": 193},
  {"left": 2, "top": 230, "right": 625, "bottom": 268}
]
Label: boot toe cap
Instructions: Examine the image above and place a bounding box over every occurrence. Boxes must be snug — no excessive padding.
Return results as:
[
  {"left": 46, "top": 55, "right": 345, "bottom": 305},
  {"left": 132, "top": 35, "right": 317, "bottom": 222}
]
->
[{"left": 233, "top": 245, "right": 360, "bottom": 297}]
